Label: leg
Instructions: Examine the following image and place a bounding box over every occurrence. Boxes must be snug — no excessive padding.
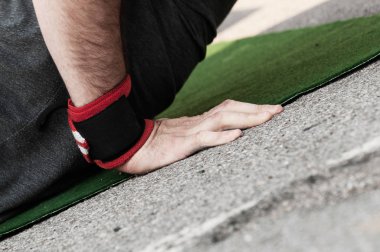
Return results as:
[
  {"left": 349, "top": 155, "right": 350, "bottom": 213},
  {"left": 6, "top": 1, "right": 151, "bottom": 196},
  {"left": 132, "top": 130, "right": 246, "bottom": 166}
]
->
[
  {"left": 120, "top": 0, "right": 237, "bottom": 118},
  {"left": 0, "top": 0, "right": 237, "bottom": 220},
  {"left": 0, "top": 1, "right": 96, "bottom": 221}
]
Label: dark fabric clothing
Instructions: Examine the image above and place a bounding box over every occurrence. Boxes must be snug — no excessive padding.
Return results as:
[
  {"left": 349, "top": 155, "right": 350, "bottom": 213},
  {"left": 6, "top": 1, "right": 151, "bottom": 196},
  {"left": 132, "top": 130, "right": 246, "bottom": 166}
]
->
[{"left": 0, "top": 0, "right": 236, "bottom": 222}]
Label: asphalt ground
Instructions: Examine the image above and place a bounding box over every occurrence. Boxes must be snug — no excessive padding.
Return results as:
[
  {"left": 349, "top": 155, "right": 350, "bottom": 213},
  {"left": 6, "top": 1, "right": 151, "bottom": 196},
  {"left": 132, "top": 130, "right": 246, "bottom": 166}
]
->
[{"left": 1, "top": 0, "right": 380, "bottom": 251}]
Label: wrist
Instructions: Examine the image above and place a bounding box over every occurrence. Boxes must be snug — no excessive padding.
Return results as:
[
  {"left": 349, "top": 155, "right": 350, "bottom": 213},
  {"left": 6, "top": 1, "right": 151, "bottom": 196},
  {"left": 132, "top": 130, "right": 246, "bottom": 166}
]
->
[
  {"left": 68, "top": 70, "right": 127, "bottom": 107},
  {"left": 67, "top": 75, "right": 155, "bottom": 170}
]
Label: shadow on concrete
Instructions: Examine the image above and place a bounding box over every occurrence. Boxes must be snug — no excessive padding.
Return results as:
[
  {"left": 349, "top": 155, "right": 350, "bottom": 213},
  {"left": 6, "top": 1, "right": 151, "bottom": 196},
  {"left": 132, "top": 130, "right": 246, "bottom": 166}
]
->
[
  {"left": 264, "top": 0, "right": 380, "bottom": 34},
  {"left": 218, "top": 8, "right": 257, "bottom": 33}
]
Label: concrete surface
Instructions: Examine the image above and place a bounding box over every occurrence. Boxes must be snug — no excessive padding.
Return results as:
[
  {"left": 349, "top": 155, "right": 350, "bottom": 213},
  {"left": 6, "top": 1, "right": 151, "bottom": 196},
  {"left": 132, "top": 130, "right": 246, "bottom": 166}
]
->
[
  {"left": 216, "top": 0, "right": 380, "bottom": 41},
  {"left": 205, "top": 186, "right": 380, "bottom": 252},
  {"left": 1, "top": 0, "right": 380, "bottom": 251}
]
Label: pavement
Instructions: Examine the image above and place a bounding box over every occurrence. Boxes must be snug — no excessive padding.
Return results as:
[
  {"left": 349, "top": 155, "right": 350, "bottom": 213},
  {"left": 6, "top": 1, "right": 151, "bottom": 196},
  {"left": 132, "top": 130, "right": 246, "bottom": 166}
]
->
[{"left": 1, "top": 0, "right": 380, "bottom": 251}]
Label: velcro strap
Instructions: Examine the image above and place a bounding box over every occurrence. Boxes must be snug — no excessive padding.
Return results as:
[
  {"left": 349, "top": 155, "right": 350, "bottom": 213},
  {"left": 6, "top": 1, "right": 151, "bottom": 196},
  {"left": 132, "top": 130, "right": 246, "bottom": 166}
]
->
[{"left": 67, "top": 75, "right": 154, "bottom": 169}]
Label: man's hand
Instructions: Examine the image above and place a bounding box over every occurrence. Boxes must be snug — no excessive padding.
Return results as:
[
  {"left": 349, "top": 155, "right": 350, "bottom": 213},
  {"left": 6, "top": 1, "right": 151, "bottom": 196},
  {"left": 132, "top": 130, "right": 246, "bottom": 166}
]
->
[{"left": 119, "top": 100, "right": 283, "bottom": 174}]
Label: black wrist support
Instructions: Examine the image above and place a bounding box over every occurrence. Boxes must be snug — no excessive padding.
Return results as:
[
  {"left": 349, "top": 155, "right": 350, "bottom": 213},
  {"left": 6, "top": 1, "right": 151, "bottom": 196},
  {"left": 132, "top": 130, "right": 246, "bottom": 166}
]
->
[{"left": 67, "top": 75, "right": 154, "bottom": 169}]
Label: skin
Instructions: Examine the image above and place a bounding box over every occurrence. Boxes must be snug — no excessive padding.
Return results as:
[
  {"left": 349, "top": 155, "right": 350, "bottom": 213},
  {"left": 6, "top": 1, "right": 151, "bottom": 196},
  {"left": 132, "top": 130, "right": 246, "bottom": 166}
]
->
[{"left": 32, "top": 0, "right": 284, "bottom": 175}]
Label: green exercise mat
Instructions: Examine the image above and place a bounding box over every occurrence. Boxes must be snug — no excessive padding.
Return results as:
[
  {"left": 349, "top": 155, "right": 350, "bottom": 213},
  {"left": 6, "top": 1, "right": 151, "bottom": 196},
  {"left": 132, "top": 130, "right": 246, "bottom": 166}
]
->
[{"left": 1, "top": 14, "right": 380, "bottom": 238}]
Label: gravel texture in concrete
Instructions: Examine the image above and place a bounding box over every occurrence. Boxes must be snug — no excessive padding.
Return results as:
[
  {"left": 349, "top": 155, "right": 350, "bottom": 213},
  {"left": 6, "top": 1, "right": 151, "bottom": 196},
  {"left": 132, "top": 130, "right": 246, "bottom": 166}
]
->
[
  {"left": 205, "top": 187, "right": 380, "bottom": 252},
  {"left": 2, "top": 58, "right": 379, "bottom": 252},
  {"left": 1, "top": 0, "right": 380, "bottom": 251}
]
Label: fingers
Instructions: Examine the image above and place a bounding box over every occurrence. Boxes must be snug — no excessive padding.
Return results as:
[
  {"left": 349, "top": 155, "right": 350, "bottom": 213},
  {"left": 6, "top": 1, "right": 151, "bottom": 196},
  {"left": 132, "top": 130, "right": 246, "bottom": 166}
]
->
[
  {"left": 193, "top": 111, "right": 273, "bottom": 132},
  {"left": 207, "top": 99, "right": 283, "bottom": 116},
  {"left": 161, "top": 100, "right": 283, "bottom": 130}
]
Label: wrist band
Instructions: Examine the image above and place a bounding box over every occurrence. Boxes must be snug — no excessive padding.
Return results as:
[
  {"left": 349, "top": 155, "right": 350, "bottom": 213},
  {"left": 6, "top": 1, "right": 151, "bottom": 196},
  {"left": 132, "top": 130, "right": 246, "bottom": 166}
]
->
[{"left": 67, "top": 75, "right": 154, "bottom": 169}]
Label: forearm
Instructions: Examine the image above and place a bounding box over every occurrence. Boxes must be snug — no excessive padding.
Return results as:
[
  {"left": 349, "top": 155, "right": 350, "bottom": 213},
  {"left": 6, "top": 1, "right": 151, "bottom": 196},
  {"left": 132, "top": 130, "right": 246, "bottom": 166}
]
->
[
  {"left": 32, "top": 0, "right": 283, "bottom": 174},
  {"left": 32, "top": 0, "right": 126, "bottom": 106}
]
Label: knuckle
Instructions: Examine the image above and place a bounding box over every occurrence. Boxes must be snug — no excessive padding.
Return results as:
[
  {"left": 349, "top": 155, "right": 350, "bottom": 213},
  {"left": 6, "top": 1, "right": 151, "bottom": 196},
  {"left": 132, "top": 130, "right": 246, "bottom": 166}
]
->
[
  {"left": 210, "top": 111, "right": 225, "bottom": 125},
  {"left": 201, "top": 111, "right": 209, "bottom": 118},
  {"left": 195, "top": 131, "right": 208, "bottom": 145},
  {"left": 263, "top": 111, "right": 272, "bottom": 118},
  {"left": 221, "top": 99, "right": 234, "bottom": 108},
  {"left": 195, "top": 132, "right": 203, "bottom": 145},
  {"left": 255, "top": 112, "right": 271, "bottom": 121},
  {"left": 224, "top": 99, "right": 234, "bottom": 105},
  {"left": 212, "top": 111, "right": 225, "bottom": 122}
]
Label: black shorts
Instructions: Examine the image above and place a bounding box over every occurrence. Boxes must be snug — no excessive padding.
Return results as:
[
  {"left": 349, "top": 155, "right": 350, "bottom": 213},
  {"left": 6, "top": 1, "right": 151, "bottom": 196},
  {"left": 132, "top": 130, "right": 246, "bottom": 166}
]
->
[{"left": 0, "top": 0, "right": 236, "bottom": 221}]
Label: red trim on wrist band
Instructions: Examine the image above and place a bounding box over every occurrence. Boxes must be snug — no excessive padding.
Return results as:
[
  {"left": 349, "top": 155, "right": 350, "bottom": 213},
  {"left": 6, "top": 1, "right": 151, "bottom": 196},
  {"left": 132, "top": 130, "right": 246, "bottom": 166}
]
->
[
  {"left": 68, "top": 75, "right": 132, "bottom": 122},
  {"left": 67, "top": 75, "right": 154, "bottom": 170}
]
